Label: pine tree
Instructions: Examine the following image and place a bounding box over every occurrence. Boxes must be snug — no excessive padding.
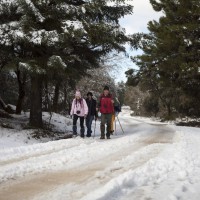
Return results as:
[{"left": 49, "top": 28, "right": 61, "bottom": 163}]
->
[
  {"left": 0, "top": 0, "right": 133, "bottom": 127},
  {"left": 130, "top": 0, "right": 200, "bottom": 117}
]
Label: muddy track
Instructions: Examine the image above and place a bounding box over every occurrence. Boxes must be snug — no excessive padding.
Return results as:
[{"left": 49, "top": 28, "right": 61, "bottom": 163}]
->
[{"left": 0, "top": 125, "right": 175, "bottom": 200}]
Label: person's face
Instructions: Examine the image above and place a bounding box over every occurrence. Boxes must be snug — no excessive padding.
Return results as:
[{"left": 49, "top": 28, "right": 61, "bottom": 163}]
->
[
  {"left": 88, "top": 95, "right": 92, "bottom": 99},
  {"left": 103, "top": 90, "right": 109, "bottom": 96}
]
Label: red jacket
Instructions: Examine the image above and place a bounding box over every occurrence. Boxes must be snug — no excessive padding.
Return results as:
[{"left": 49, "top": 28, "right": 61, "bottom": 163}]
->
[{"left": 99, "top": 94, "right": 114, "bottom": 114}]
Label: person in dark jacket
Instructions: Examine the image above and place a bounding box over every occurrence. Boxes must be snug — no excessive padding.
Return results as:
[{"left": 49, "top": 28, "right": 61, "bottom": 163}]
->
[
  {"left": 97, "top": 86, "right": 115, "bottom": 139},
  {"left": 85, "top": 92, "right": 98, "bottom": 137}
]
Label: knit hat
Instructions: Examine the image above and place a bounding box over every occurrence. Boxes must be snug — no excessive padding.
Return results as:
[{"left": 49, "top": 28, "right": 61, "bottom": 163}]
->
[
  {"left": 103, "top": 86, "right": 109, "bottom": 91},
  {"left": 75, "top": 90, "right": 81, "bottom": 98},
  {"left": 87, "top": 92, "right": 93, "bottom": 96}
]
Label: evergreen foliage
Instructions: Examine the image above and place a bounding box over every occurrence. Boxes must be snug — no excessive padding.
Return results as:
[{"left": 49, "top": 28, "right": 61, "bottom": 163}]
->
[
  {"left": 128, "top": 0, "right": 200, "bottom": 117},
  {"left": 0, "top": 0, "right": 134, "bottom": 127}
]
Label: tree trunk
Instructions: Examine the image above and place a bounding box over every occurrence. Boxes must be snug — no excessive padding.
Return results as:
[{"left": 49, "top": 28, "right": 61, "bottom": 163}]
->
[
  {"left": 30, "top": 75, "right": 43, "bottom": 128},
  {"left": 167, "top": 104, "right": 172, "bottom": 118},
  {"left": 15, "top": 70, "right": 27, "bottom": 114},
  {"left": 0, "top": 96, "right": 15, "bottom": 114},
  {"left": 63, "top": 83, "right": 67, "bottom": 109},
  {"left": 67, "top": 98, "right": 71, "bottom": 115},
  {"left": 52, "top": 81, "right": 60, "bottom": 113},
  {"left": 0, "top": 96, "right": 7, "bottom": 110},
  {"left": 43, "top": 80, "right": 49, "bottom": 111}
]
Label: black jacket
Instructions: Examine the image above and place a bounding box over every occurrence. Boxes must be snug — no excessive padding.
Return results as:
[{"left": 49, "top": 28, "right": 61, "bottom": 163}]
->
[{"left": 86, "top": 98, "right": 97, "bottom": 117}]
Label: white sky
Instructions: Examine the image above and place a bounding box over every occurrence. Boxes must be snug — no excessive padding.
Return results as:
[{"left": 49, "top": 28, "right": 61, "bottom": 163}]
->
[
  {"left": 113, "top": 0, "right": 162, "bottom": 82},
  {"left": 120, "top": 0, "right": 162, "bottom": 34}
]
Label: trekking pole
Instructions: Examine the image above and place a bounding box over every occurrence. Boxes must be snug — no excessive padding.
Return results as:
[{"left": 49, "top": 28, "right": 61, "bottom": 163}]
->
[
  {"left": 115, "top": 118, "right": 117, "bottom": 135},
  {"left": 93, "top": 119, "right": 97, "bottom": 139},
  {"left": 116, "top": 116, "right": 125, "bottom": 134}
]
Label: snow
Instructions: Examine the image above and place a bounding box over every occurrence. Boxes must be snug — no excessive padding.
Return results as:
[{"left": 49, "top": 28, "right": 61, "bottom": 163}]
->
[
  {"left": 81, "top": 6, "right": 86, "bottom": 14},
  {"left": 0, "top": 111, "right": 72, "bottom": 148},
  {"left": 48, "top": 55, "right": 67, "bottom": 69},
  {"left": 0, "top": 107, "right": 200, "bottom": 200},
  {"left": 63, "top": 20, "right": 84, "bottom": 31},
  {"left": 24, "top": 0, "right": 45, "bottom": 22},
  {"left": 184, "top": 39, "right": 192, "bottom": 46},
  {"left": 0, "top": 128, "right": 38, "bottom": 148}
]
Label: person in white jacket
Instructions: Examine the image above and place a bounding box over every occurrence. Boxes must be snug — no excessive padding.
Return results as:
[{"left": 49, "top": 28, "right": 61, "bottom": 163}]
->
[{"left": 70, "top": 90, "right": 88, "bottom": 137}]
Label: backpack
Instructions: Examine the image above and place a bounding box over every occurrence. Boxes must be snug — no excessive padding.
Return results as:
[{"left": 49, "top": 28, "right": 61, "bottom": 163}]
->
[
  {"left": 114, "top": 104, "right": 121, "bottom": 112},
  {"left": 99, "top": 94, "right": 114, "bottom": 114}
]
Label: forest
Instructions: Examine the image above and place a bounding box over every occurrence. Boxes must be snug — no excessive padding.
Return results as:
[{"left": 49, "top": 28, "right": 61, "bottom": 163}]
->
[{"left": 0, "top": 0, "right": 200, "bottom": 131}]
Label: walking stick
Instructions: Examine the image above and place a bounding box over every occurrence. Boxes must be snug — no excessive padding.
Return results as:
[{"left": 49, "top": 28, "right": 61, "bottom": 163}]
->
[
  {"left": 93, "top": 119, "right": 97, "bottom": 139},
  {"left": 116, "top": 116, "right": 125, "bottom": 134},
  {"left": 115, "top": 117, "right": 117, "bottom": 135}
]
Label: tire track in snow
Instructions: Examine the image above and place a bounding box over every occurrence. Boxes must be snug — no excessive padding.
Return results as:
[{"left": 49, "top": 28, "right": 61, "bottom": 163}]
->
[
  {"left": 0, "top": 126, "right": 175, "bottom": 200},
  {"left": 0, "top": 142, "right": 81, "bottom": 166}
]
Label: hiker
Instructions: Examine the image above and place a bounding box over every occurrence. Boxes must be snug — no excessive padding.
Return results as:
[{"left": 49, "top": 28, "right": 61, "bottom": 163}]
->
[
  {"left": 97, "top": 86, "right": 115, "bottom": 139},
  {"left": 85, "top": 92, "right": 98, "bottom": 137},
  {"left": 110, "top": 97, "right": 121, "bottom": 134},
  {"left": 70, "top": 90, "right": 88, "bottom": 138}
]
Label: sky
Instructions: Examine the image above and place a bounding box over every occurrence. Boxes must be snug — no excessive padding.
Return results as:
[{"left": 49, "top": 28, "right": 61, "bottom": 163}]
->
[{"left": 112, "top": 0, "right": 162, "bottom": 82}]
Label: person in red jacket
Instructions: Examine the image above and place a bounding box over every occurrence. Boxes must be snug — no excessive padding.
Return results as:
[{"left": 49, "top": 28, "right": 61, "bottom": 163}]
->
[{"left": 97, "top": 86, "right": 114, "bottom": 139}]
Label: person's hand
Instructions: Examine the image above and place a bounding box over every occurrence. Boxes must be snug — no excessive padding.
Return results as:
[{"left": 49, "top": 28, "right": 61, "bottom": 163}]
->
[
  {"left": 84, "top": 114, "right": 87, "bottom": 118},
  {"left": 111, "top": 100, "right": 114, "bottom": 103},
  {"left": 96, "top": 108, "right": 99, "bottom": 111}
]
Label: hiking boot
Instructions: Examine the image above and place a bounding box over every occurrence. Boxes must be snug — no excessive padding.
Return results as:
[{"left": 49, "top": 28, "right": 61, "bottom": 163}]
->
[
  {"left": 80, "top": 127, "right": 85, "bottom": 136},
  {"left": 106, "top": 133, "right": 110, "bottom": 139},
  {"left": 100, "top": 136, "right": 105, "bottom": 139},
  {"left": 73, "top": 134, "right": 78, "bottom": 138},
  {"left": 73, "top": 125, "right": 77, "bottom": 134}
]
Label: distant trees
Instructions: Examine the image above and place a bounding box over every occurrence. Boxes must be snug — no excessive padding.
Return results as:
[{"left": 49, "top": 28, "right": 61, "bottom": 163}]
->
[
  {"left": 76, "top": 67, "right": 116, "bottom": 97},
  {"left": 143, "top": 95, "right": 159, "bottom": 117},
  {"left": 123, "top": 85, "right": 148, "bottom": 116},
  {"left": 127, "top": 0, "right": 200, "bottom": 118}
]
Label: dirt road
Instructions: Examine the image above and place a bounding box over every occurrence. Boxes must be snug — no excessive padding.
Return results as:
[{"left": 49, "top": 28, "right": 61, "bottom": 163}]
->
[{"left": 0, "top": 123, "right": 175, "bottom": 200}]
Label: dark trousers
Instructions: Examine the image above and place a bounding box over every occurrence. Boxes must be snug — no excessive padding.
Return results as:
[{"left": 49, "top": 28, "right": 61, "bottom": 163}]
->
[
  {"left": 86, "top": 115, "right": 94, "bottom": 137},
  {"left": 73, "top": 114, "right": 85, "bottom": 136},
  {"left": 100, "top": 113, "right": 112, "bottom": 138}
]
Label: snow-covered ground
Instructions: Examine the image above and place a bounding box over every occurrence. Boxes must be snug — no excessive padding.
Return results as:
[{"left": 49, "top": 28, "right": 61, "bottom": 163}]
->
[
  {"left": 0, "top": 112, "right": 72, "bottom": 148},
  {"left": 0, "top": 107, "right": 200, "bottom": 200}
]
